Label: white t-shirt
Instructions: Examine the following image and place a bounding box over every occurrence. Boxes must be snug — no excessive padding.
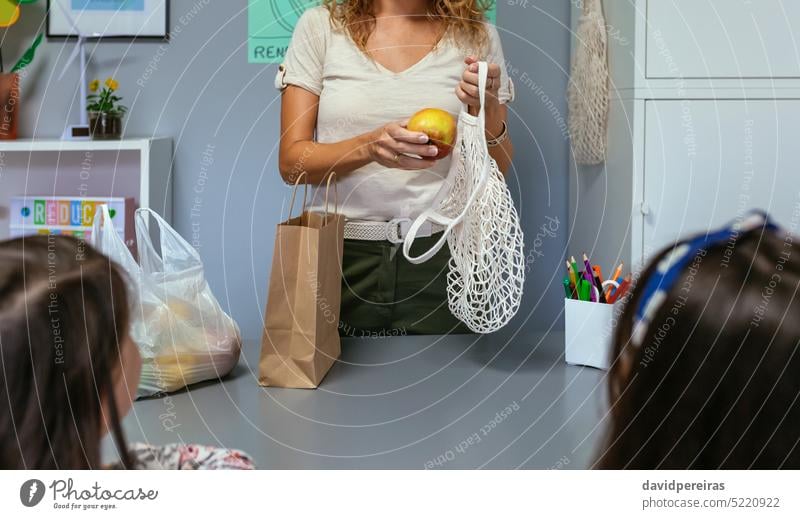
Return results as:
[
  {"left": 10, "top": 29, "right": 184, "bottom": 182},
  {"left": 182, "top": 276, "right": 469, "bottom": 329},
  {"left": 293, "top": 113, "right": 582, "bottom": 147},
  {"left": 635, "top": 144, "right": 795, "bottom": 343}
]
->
[{"left": 276, "top": 6, "right": 513, "bottom": 221}]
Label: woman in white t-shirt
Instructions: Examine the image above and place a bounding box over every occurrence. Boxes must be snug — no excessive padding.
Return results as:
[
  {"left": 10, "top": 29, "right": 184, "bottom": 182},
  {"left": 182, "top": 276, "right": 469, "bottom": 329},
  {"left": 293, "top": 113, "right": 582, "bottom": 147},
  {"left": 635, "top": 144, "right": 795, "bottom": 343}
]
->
[{"left": 277, "top": 0, "right": 514, "bottom": 336}]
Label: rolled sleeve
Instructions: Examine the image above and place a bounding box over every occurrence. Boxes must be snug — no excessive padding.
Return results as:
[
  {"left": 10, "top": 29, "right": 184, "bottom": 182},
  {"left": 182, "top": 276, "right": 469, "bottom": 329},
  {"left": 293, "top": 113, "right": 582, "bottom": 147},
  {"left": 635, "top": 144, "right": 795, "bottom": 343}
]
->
[
  {"left": 485, "top": 24, "right": 514, "bottom": 104},
  {"left": 275, "top": 7, "right": 328, "bottom": 96}
]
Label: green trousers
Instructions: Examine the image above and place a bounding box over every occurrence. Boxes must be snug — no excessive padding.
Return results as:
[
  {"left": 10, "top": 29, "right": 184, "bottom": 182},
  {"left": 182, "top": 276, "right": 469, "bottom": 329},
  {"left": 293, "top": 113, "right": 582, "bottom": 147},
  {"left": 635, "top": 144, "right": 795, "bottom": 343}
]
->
[{"left": 339, "top": 233, "right": 472, "bottom": 337}]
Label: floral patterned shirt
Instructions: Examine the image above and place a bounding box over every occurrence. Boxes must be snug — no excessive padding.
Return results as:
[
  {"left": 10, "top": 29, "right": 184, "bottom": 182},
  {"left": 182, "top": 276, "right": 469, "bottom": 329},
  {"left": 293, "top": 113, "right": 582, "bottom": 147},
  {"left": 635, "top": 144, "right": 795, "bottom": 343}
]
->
[{"left": 110, "top": 443, "right": 255, "bottom": 470}]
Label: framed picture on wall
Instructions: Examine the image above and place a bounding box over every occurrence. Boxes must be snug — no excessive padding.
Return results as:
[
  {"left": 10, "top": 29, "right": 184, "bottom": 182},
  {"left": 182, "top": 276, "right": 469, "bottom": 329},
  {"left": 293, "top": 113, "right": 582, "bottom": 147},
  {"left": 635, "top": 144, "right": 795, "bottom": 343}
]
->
[{"left": 47, "top": 0, "right": 170, "bottom": 40}]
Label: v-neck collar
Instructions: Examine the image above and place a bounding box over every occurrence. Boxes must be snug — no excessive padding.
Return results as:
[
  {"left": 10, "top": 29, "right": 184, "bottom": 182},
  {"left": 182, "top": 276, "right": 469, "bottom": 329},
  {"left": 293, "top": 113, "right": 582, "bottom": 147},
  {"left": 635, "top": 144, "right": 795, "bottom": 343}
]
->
[
  {"left": 364, "top": 25, "right": 451, "bottom": 76},
  {"left": 369, "top": 44, "right": 440, "bottom": 76}
]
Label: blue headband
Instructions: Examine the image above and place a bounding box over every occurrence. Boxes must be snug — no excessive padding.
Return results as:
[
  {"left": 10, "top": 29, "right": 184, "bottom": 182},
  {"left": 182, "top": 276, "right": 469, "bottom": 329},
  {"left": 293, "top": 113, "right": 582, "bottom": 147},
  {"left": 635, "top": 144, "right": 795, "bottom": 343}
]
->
[{"left": 631, "top": 210, "right": 780, "bottom": 347}]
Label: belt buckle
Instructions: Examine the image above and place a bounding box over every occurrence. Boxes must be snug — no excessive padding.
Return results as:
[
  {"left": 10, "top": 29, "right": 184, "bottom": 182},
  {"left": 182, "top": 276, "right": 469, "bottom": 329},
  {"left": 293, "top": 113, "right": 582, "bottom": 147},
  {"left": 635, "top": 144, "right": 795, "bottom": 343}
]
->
[{"left": 386, "top": 217, "right": 412, "bottom": 244}]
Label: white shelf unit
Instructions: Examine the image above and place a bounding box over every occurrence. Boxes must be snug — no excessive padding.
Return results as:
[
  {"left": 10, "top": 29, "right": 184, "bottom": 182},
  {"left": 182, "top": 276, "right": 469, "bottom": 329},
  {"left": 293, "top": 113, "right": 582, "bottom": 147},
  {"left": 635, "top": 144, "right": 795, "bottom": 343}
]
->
[
  {"left": 0, "top": 137, "right": 173, "bottom": 241},
  {"left": 568, "top": 0, "right": 800, "bottom": 271}
]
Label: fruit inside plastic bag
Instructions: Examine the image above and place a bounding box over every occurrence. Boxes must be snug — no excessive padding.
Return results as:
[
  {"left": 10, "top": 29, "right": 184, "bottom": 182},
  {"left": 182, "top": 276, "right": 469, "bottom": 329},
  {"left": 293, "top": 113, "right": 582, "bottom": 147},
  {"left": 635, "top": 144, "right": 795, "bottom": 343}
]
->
[{"left": 92, "top": 206, "right": 241, "bottom": 397}]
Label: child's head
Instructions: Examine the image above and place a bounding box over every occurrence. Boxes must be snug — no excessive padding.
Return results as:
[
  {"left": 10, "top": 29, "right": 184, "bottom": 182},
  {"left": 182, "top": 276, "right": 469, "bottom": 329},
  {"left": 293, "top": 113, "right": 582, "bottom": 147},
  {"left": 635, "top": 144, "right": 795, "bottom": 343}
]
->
[
  {"left": 0, "top": 235, "right": 140, "bottom": 469},
  {"left": 599, "top": 213, "right": 800, "bottom": 469}
]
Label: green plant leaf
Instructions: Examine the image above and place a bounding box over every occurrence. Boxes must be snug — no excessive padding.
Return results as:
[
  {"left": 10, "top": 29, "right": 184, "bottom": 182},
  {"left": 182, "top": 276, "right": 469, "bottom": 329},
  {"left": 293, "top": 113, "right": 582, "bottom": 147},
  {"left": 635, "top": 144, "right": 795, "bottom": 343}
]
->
[{"left": 10, "top": 33, "right": 43, "bottom": 73}]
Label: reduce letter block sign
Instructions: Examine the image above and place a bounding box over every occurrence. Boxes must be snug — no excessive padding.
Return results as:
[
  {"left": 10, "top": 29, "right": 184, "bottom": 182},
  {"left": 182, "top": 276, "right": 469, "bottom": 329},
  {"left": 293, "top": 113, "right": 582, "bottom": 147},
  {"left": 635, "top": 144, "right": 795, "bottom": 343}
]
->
[{"left": 9, "top": 196, "right": 135, "bottom": 247}]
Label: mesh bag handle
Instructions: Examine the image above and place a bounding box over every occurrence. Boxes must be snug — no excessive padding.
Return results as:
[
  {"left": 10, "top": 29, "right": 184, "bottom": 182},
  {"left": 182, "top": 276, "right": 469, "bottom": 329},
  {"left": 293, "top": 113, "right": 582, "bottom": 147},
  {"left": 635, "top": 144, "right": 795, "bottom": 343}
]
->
[{"left": 403, "top": 61, "right": 491, "bottom": 264}]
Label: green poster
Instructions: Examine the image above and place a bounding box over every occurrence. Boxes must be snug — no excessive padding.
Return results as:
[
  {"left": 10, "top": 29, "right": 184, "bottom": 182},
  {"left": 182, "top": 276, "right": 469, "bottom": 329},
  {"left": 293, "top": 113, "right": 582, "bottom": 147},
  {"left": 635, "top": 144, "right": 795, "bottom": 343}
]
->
[{"left": 248, "top": 0, "right": 497, "bottom": 64}]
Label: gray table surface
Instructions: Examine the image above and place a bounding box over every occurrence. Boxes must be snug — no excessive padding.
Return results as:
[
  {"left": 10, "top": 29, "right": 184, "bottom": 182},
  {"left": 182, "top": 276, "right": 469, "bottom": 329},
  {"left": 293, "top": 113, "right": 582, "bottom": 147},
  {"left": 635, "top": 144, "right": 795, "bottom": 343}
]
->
[{"left": 120, "top": 332, "right": 609, "bottom": 469}]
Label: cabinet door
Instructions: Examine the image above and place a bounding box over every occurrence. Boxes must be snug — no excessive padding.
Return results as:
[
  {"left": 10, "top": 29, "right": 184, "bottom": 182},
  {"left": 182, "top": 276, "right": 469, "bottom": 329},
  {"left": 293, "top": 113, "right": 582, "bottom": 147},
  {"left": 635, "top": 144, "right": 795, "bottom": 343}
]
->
[
  {"left": 647, "top": 0, "right": 800, "bottom": 78},
  {"left": 643, "top": 99, "right": 799, "bottom": 259}
]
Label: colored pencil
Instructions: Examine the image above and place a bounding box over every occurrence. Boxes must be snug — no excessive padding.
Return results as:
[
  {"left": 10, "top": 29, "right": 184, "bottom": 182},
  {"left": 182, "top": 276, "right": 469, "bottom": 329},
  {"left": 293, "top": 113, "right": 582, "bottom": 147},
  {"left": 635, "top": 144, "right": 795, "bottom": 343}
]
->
[
  {"left": 612, "top": 275, "right": 624, "bottom": 292},
  {"left": 594, "top": 275, "right": 607, "bottom": 303},
  {"left": 582, "top": 254, "right": 597, "bottom": 302},
  {"left": 570, "top": 256, "right": 580, "bottom": 282},
  {"left": 578, "top": 279, "right": 591, "bottom": 301},
  {"left": 610, "top": 275, "right": 632, "bottom": 303},
  {"left": 592, "top": 265, "right": 608, "bottom": 303},
  {"left": 566, "top": 260, "right": 578, "bottom": 297},
  {"left": 610, "top": 262, "right": 623, "bottom": 285}
]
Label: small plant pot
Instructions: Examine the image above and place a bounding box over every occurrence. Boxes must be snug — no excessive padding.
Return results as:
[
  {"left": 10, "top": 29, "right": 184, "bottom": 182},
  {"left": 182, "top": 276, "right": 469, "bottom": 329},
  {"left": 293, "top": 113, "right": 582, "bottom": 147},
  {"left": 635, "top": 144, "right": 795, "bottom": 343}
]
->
[
  {"left": 0, "top": 73, "right": 20, "bottom": 140},
  {"left": 89, "top": 112, "right": 123, "bottom": 140}
]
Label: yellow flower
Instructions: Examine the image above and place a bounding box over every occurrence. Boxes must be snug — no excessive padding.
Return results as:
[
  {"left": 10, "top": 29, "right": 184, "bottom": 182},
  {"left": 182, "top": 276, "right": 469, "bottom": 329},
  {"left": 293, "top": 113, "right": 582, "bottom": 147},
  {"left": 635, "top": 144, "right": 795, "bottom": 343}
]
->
[
  {"left": 89, "top": 79, "right": 99, "bottom": 92},
  {"left": 104, "top": 77, "right": 119, "bottom": 91}
]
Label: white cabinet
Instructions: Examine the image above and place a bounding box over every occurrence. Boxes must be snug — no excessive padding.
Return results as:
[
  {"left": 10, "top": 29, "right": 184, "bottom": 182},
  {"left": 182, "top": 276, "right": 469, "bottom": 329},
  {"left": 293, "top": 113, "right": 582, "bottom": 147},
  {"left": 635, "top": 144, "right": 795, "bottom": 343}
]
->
[
  {"left": 568, "top": 0, "right": 800, "bottom": 270},
  {"left": 646, "top": 0, "right": 800, "bottom": 79},
  {"left": 643, "top": 100, "right": 800, "bottom": 255}
]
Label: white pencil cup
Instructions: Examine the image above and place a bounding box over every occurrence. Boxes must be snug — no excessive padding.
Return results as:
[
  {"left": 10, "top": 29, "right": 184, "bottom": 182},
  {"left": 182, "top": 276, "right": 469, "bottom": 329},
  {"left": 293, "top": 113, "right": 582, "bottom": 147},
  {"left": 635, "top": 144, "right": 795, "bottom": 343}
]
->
[{"left": 564, "top": 298, "right": 618, "bottom": 370}]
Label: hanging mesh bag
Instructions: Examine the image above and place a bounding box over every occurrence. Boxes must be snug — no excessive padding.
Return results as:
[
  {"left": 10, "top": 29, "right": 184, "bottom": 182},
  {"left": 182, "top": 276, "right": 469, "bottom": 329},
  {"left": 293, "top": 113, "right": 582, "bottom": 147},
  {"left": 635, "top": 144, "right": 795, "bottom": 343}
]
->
[
  {"left": 402, "top": 61, "right": 525, "bottom": 334},
  {"left": 567, "top": 0, "right": 609, "bottom": 165}
]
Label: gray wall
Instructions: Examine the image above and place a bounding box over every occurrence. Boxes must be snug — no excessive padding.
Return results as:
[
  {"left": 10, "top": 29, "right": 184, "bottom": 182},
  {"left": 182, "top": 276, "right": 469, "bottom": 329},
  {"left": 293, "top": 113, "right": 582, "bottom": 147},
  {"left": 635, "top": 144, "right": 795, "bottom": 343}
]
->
[
  {"left": 496, "top": 0, "right": 571, "bottom": 342},
  {"left": 5, "top": 0, "right": 571, "bottom": 341}
]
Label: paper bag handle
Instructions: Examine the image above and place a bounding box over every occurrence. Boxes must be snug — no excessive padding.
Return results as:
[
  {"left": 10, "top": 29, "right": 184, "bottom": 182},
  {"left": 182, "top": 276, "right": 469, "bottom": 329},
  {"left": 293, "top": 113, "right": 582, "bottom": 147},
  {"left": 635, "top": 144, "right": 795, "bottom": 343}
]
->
[
  {"left": 323, "top": 171, "right": 338, "bottom": 218},
  {"left": 287, "top": 172, "right": 309, "bottom": 218}
]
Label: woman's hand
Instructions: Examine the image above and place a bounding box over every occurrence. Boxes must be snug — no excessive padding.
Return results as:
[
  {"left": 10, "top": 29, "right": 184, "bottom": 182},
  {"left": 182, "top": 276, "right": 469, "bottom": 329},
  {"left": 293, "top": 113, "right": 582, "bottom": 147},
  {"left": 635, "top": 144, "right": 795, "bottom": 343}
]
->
[
  {"left": 456, "top": 56, "right": 512, "bottom": 172},
  {"left": 456, "top": 56, "right": 504, "bottom": 137},
  {"left": 367, "top": 122, "right": 439, "bottom": 170}
]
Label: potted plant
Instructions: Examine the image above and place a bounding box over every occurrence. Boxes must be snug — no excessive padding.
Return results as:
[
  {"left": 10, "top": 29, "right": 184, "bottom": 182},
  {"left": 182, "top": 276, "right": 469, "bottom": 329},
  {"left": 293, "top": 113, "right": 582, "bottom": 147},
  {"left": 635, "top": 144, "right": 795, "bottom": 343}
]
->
[
  {"left": 86, "top": 77, "right": 127, "bottom": 140},
  {"left": 0, "top": 0, "right": 43, "bottom": 140}
]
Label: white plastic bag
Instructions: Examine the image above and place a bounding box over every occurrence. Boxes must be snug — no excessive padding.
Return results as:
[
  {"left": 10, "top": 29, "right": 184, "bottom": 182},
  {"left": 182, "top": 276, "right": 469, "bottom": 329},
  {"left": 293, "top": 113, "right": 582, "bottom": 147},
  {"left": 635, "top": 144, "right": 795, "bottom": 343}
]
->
[
  {"left": 402, "top": 62, "right": 525, "bottom": 334},
  {"left": 567, "top": 0, "right": 609, "bottom": 165},
  {"left": 92, "top": 205, "right": 241, "bottom": 397}
]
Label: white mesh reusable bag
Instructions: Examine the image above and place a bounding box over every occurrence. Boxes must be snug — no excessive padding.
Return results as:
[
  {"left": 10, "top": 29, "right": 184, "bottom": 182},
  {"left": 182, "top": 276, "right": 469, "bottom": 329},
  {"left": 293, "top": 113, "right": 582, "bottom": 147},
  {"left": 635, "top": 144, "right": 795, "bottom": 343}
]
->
[
  {"left": 567, "top": 0, "right": 609, "bottom": 165},
  {"left": 92, "top": 205, "right": 241, "bottom": 397},
  {"left": 402, "top": 61, "right": 525, "bottom": 334}
]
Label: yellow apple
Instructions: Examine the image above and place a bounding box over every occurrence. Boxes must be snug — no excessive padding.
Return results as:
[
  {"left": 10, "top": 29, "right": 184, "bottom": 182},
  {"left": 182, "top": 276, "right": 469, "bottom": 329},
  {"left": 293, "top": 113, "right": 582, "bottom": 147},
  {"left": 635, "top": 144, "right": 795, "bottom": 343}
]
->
[{"left": 407, "top": 108, "right": 457, "bottom": 159}]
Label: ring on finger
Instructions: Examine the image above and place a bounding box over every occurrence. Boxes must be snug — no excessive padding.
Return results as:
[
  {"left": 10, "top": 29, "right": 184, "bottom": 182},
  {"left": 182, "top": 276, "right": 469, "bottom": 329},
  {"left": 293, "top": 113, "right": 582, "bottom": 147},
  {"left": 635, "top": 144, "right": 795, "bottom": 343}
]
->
[{"left": 393, "top": 152, "right": 400, "bottom": 162}]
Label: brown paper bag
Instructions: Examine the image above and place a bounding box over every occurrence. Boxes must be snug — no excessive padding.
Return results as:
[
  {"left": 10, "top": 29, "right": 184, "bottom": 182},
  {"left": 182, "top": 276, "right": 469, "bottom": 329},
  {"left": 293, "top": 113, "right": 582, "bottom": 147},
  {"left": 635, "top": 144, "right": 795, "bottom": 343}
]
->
[{"left": 259, "top": 173, "right": 344, "bottom": 388}]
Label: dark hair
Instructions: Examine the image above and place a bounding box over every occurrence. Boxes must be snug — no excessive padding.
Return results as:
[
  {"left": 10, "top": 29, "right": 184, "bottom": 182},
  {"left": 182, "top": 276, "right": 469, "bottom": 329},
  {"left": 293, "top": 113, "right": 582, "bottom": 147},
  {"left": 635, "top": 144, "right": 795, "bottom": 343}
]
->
[
  {"left": 597, "top": 226, "right": 800, "bottom": 469},
  {"left": 0, "top": 235, "right": 133, "bottom": 469}
]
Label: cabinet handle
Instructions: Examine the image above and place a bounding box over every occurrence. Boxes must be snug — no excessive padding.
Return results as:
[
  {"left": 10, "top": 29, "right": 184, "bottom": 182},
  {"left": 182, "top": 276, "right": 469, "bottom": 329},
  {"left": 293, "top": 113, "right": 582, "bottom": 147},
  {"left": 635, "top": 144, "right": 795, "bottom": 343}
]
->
[{"left": 640, "top": 203, "right": 651, "bottom": 216}]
